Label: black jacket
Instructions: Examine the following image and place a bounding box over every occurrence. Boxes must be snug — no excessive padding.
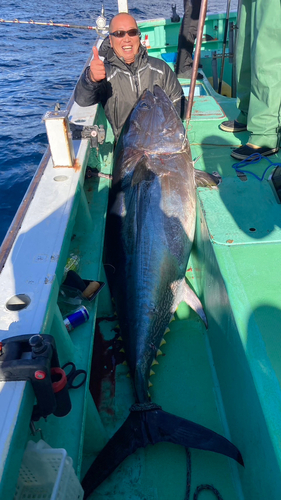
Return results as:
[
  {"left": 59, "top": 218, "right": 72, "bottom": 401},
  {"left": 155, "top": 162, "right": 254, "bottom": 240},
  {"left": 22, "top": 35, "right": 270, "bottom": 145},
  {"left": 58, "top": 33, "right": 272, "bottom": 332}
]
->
[{"left": 74, "top": 40, "right": 186, "bottom": 141}]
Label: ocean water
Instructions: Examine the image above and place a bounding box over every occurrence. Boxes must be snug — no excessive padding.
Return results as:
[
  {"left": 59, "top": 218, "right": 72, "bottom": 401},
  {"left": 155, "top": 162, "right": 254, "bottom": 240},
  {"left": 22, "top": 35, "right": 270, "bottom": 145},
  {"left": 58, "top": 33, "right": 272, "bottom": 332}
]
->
[{"left": 0, "top": 0, "right": 237, "bottom": 245}]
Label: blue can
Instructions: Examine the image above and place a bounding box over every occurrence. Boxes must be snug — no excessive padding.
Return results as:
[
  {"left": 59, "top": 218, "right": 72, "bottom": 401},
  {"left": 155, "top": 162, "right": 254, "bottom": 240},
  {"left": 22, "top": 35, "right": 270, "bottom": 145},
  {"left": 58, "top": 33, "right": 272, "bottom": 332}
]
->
[{"left": 64, "top": 306, "right": 89, "bottom": 332}]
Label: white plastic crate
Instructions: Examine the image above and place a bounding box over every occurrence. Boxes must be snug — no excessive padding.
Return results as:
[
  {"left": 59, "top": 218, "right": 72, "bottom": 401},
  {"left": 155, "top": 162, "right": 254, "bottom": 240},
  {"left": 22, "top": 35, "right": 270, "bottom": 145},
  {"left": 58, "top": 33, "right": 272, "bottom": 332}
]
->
[{"left": 14, "top": 440, "right": 84, "bottom": 500}]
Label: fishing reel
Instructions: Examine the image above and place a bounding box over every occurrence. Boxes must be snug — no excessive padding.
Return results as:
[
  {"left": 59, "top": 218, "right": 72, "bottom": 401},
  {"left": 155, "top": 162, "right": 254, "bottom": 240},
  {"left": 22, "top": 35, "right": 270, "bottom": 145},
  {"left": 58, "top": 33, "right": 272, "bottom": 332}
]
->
[{"left": 96, "top": 5, "right": 107, "bottom": 33}]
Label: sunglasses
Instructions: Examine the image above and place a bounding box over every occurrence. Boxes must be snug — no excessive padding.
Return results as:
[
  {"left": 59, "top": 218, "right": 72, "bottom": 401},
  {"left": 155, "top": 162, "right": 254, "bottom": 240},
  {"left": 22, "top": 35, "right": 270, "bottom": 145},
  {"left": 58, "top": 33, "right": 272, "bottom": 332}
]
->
[{"left": 109, "top": 28, "right": 140, "bottom": 38}]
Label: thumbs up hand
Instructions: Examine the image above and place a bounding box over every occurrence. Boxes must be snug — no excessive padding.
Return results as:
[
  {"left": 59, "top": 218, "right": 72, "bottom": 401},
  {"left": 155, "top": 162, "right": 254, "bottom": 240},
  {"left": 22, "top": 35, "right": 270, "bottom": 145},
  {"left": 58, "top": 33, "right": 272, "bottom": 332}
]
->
[{"left": 89, "top": 46, "right": 106, "bottom": 82}]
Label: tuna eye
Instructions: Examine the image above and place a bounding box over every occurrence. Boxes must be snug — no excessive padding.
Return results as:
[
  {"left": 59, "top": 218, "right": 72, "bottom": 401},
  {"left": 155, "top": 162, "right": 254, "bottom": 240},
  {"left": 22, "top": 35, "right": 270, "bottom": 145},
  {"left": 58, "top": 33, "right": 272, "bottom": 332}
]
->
[{"left": 140, "top": 102, "right": 150, "bottom": 109}]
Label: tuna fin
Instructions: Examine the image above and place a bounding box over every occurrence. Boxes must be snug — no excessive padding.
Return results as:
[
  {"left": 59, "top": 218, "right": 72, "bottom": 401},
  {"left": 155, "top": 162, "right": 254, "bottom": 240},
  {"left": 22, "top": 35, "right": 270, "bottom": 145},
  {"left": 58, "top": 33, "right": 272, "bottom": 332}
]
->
[
  {"left": 173, "top": 280, "right": 208, "bottom": 328},
  {"left": 82, "top": 407, "right": 243, "bottom": 499},
  {"left": 131, "top": 158, "right": 155, "bottom": 186},
  {"left": 194, "top": 169, "right": 221, "bottom": 188}
]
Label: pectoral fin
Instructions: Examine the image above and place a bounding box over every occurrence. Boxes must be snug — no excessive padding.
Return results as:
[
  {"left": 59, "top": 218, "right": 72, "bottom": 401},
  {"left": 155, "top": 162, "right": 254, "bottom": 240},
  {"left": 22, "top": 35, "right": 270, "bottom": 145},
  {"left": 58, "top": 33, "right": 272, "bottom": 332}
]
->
[
  {"left": 131, "top": 158, "right": 155, "bottom": 186},
  {"left": 195, "top": 169, "right": 221, "bottom": 188}
]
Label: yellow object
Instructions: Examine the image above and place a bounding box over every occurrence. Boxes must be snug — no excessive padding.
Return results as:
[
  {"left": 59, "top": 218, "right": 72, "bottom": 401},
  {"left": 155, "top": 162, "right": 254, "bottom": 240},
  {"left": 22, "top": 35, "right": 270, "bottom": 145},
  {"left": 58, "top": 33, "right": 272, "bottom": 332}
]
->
[
  {"left": 82, "top": 281, "right": 100, "bottom": 299},
  {"left": 208, "top": 77, "right": 232, "bottom": 97},
  {"left": 63, "top": 254, "right": 80, "bottom": 280}
]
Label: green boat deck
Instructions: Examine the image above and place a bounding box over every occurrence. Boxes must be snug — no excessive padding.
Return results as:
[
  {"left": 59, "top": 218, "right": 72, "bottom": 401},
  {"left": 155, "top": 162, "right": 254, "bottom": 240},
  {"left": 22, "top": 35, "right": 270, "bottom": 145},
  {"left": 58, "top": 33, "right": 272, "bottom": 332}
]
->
[
  {"left": 78, "top": 84, "right": 281, "bottom": 498},
  {"left": 22, "top": 80, "right": 281, "bottom": 500},
  {"left": 79, "top": 87, "right": 281, "bottom": 497},
  {"left": 189, "top": 87, "right": 281, "bottom": 498}
]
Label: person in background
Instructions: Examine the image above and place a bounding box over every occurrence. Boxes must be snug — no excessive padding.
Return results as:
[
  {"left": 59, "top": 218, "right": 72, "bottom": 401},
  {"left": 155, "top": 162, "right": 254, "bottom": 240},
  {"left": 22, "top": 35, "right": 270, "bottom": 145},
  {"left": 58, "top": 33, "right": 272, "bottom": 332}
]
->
[
  {"left": 74, "top": 12, "right": 186, "bottom": 142},
  {"left": 220, "top": 0, "right": 280, "bottom": 160},
  {"left": 175, "top": 0, "right": 203, "bottom": 80}
]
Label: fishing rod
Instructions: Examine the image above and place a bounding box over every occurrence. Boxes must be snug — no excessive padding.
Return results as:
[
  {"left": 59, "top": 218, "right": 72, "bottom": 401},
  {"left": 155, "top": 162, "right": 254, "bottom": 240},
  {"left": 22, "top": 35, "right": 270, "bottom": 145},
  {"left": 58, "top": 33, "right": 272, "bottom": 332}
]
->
[
  {"left": 0, "top": 7, "right": 108, "bottom": 32},
  {"left": 218, "top": 0, "right": 231, "bottom": 94},
  {"left": 185, "top": 0, "right": 208, "bottom": 131},
  {"left": 0, "top": 18, "right": 99, "bottom": 30},
  {"left": 231, "top": 0, "right": 242, "bottom": 98}
]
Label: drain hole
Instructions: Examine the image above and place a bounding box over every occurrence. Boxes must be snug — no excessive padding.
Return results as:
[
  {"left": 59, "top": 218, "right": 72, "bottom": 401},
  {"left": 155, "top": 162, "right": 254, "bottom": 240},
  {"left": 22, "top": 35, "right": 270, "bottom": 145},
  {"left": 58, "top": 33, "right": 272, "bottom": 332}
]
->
[
  {"left": 53, "top": 175, "right": 68, "bottom": 182},
  {"left": 249, "top": 227, "right": 256, "bottom": 232},
  {"left": 6, "top": 294, "right": 31, "bottom": 311}
]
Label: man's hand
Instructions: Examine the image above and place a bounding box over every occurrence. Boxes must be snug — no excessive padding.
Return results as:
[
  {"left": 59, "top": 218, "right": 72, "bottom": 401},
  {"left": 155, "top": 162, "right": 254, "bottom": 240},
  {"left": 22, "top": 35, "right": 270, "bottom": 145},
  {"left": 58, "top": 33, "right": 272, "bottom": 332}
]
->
[{"left": 89, "top": 46, "right": 106, "bottom": 82}]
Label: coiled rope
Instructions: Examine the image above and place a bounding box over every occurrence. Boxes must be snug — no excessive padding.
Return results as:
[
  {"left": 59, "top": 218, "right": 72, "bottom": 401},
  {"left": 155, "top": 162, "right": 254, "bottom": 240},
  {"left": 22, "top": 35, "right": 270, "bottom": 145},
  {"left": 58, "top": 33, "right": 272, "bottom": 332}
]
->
[
  {"left": 185, "top": 448, "right": 224, "bottom": 500},
  {"left": 232, "top": 153, "right": 281, "bottom": 181}
]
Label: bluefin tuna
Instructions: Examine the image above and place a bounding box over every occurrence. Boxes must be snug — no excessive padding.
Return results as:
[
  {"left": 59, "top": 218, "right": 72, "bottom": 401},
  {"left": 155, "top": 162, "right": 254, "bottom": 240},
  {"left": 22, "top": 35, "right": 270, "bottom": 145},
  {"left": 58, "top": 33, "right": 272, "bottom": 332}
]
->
[{"left": 82, "top": 86, "right": 243, "bottom": 497}]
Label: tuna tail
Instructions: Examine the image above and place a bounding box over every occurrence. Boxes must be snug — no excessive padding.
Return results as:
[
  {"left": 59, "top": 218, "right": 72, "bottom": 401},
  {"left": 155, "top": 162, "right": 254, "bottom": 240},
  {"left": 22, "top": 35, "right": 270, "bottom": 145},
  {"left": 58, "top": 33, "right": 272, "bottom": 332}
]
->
[{"left": 82, "top": 404, "right": 243, "bottom": 498}]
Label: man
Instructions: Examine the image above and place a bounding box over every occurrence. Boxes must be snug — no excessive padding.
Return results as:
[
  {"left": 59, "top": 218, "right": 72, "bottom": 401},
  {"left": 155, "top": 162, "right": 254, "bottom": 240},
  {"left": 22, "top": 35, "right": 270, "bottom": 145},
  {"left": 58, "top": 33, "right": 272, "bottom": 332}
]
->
[
  {"left": 220, "top": 0, "right": 281, "bottom": 160},
  {"left": 175, "top": 0, "right": 203, "bottom": 80},
  {"left": 74, "top": 12, "right": 186, "bottom": 142}
]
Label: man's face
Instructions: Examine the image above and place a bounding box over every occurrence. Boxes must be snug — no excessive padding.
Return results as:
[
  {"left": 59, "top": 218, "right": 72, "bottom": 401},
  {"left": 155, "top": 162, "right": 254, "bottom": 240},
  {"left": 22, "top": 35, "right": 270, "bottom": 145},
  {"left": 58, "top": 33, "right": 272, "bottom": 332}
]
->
[{"left": 109, "top": 14, "right": 140, "bottom": 64}]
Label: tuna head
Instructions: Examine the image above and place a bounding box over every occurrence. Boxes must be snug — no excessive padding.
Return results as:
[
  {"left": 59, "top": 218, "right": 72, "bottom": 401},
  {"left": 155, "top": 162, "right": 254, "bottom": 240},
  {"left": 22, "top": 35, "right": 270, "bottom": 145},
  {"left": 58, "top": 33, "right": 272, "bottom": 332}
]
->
[{"left": 121, "top": 86, "right": 186, "bottom": 154}]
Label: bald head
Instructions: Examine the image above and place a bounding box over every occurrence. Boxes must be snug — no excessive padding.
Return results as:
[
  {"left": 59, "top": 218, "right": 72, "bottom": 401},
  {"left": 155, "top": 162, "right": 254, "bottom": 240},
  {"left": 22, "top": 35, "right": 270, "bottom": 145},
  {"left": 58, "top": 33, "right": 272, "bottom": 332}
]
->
[{"left": 109, "top": 12, "right": 138, "bottom": 33}]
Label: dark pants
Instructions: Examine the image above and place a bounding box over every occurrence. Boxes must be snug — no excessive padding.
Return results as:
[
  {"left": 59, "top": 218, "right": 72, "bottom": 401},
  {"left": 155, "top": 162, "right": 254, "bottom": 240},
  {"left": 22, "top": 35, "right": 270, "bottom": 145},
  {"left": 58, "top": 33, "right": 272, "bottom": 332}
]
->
[{"left": 175, "top": 0, "right": 202, "bottom": 74}]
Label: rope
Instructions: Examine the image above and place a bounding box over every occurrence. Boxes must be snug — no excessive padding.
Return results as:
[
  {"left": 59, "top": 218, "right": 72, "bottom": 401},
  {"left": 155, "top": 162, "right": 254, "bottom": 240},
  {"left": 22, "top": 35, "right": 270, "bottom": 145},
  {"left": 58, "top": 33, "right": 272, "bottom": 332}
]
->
[
  {"left": 194, "top": 484, "right": 224, "bottom": 499},
  {"left": 185, "top": 449, "right": 224, "bottom": 500},
  {"left": 185, "top": 449, "right": 192, "bottom": 500},
  {"left": 130, "top": 402, "right": 162, "bottom": 412},
  {"left": 232, "top": 153, "right": 281, "bottom": 181}
]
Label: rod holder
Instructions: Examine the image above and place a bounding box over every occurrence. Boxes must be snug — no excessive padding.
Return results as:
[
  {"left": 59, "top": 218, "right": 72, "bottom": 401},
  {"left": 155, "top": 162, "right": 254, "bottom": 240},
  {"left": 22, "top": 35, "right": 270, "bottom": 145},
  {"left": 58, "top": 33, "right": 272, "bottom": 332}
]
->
[
  {"left": 0, "top": 334, "right": 69, "bottom": 420},
  {"left": 43, "top": 110, "right": 75, "bottom": 168},
  {"left": 117, "top": 0, "right": 128, "bottom": 13}
]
